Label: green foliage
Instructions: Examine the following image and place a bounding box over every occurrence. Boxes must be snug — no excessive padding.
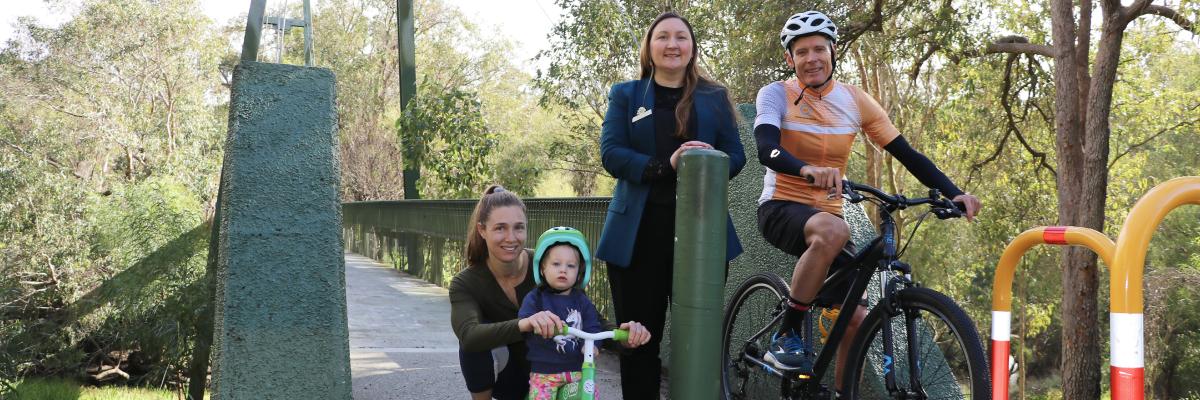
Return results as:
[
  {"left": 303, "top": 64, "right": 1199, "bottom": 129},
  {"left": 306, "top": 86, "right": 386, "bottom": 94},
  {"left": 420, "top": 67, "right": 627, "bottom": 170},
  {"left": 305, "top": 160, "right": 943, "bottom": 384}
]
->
[
  {"left": 396, "top": 79, "right": 496, "bottom": 199},
  {"left": 2, "top": 177, "right": 210, "bottom": 386},
  {"left": 83, "top": 177, "right": 209, "bottom": 382},
  {"left": 491, "top": 138, "right": 547, "bottom": 196},
  {"left": 305, "top": 0, "right": 406, "bottom": 201},
  {"left": 306, "top": 0, "right": 566, "bottom": 200},
  {"left": 532, "top": 0, "right": 654, "bottom": 193},
  {"left": 0, "top": 0, "right": 226, "bottom": 390}
]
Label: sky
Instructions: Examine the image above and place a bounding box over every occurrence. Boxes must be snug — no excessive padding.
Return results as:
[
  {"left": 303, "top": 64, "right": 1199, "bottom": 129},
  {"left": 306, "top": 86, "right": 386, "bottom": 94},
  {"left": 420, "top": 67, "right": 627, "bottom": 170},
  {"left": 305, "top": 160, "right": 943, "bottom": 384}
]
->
[{"left": 0, "top": 0, "right": 562, "bottom": 70}]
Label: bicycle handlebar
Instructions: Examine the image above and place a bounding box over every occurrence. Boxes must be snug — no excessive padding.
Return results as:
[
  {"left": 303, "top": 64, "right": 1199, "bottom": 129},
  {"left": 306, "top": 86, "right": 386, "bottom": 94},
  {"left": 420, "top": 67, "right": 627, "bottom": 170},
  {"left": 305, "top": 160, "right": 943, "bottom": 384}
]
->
[
  {"left": 804, "top": 175, "right": 965, "bottom": 220},
  {"left": 558, "top": 326, "right": 630, "bottom": 342}
]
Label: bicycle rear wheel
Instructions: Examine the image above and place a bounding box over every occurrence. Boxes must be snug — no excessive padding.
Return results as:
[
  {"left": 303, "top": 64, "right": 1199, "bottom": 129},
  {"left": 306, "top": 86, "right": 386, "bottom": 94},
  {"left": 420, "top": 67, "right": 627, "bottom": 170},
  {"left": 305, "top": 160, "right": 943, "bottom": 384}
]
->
[
  {"left": 721, "top": 272, "right": 790, "bottom": 400},
  {"left": 844, "top": 287, "right": 989, "bottom": 399}
]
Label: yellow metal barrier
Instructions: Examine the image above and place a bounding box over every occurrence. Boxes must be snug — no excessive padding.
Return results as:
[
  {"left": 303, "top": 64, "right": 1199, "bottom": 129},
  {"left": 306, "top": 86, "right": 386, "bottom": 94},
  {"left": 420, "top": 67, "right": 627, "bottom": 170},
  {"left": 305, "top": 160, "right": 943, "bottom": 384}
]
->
[
  {"left": 991, "top": 176, "right": 1200, "bottom": 400},
  {"left": 1108, "top": 177, "right": 1200, "bottom": 399},
  {"left": 989, "top": 226, "right": 1115, "bottom": 400}
]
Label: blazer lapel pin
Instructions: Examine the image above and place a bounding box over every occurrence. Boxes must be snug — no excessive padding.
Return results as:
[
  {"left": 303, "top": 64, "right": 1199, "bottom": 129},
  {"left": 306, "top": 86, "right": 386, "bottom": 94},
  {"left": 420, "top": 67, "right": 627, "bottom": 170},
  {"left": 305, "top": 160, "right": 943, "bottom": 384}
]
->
[{"left": 632, "top": 106, "right": 652, "bottom": 123}]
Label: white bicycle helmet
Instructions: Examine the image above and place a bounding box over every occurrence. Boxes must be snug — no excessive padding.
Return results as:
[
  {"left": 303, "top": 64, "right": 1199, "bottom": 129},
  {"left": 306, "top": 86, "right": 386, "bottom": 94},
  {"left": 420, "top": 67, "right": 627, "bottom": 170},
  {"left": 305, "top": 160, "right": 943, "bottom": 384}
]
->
[
  {"left": 779, "top": 11, "right": 839, "bottom": 50},
  {"left": 780, "top": 11, "right": 840, "bottom": 98}
]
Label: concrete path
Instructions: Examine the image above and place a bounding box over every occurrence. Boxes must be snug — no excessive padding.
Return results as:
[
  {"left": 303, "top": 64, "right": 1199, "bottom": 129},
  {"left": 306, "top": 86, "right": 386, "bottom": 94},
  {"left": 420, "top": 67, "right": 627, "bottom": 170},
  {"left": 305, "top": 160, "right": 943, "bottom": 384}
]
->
[{"left": 345, "top": 253, "right": 627, "bottom": 399}]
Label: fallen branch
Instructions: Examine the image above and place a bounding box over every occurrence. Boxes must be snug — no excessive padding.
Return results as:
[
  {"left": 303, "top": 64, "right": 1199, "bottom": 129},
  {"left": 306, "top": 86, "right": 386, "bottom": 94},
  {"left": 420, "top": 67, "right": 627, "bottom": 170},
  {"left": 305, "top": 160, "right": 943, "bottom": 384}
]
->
[{"left": 93, "top": 366, "right": 130, "bottom": 382}]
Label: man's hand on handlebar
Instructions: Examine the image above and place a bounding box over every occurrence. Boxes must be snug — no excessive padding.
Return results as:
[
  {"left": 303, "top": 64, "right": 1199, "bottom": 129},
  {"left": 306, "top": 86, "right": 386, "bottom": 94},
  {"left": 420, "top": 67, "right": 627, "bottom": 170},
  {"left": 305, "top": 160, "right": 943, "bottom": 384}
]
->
[
  {"left": 951, "top": 193, "right": 981, "bottom": 222},
  {"left": 801, "top": 174, "right": 981, "bottom": 223},
  {"left": 800, "top": 165, "right": 842, "bottom": 199}
]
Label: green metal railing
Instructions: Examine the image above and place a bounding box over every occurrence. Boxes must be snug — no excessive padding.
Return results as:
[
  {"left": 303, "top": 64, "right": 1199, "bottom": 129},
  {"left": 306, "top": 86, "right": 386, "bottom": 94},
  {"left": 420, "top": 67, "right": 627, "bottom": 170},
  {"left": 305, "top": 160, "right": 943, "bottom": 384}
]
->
[{"left": 343, "top": 198, "right": 616, "bottom": 319}]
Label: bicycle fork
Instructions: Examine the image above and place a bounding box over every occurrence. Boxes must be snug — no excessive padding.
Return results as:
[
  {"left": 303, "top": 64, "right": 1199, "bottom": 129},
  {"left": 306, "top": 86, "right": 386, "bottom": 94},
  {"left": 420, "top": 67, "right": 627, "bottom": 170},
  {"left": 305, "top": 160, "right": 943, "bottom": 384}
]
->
[
  {"left": 876, "top": 268, "right": 926, "bottom": 397},
  {"left": 580, "top": 339, "right": 598, "bottom": 399}
]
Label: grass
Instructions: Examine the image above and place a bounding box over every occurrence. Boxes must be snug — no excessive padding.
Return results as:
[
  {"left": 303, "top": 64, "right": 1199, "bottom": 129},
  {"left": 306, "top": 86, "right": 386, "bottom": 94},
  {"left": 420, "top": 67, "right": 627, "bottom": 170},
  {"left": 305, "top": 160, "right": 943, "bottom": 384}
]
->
[{"left": 6, "top": 378, "right": 208, "bottom": 400}]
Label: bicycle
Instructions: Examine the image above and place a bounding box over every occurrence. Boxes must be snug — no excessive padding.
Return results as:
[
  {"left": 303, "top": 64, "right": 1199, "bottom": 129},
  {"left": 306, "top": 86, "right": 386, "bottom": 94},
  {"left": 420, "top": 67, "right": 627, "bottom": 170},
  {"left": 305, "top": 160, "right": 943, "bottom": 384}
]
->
[
  {"left": 721, "top": 179, "right": 990, "bottom": 399},
  {"left": 544, "top": 326, "right": 629, "bottom": 400}
]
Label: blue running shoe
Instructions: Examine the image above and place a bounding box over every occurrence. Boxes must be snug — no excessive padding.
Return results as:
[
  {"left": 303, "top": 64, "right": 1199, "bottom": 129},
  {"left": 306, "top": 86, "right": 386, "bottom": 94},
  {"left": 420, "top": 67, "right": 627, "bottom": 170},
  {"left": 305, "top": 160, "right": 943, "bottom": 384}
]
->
[{"left": 764, "top": 331, "right": 813, "bottom": 373}]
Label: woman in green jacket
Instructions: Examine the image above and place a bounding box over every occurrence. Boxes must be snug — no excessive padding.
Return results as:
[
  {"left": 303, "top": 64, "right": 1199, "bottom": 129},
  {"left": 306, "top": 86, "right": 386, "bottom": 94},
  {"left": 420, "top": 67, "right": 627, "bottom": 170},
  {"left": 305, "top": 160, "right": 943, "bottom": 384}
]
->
[{"left": 450, "top": 185, "right": 648, "bottom": 399}]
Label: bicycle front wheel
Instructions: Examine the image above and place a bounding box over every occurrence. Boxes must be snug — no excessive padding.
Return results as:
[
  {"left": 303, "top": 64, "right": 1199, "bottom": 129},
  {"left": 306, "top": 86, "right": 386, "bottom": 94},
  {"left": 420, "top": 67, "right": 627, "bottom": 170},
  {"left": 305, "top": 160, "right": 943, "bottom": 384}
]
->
[
  {"left": 721, "top": 272, "right": 790, "bottom": 400},
  {"left": 844, "top": 287, "right": 989, "bottom": 399}
]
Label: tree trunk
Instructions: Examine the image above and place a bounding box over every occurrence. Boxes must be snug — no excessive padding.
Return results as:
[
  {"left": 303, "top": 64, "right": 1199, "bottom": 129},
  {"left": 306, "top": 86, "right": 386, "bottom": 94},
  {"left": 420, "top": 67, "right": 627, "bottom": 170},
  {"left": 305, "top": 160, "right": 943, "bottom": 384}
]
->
[
  {"left": 1060, "top": 247, "right": 1101, "bottom": 398},
  {"left": 993, "top": 0, "right": 1193, "bottom": 396},
  {"left": 1049, "top": 0, "right": 1084, "bottom": 228},
  {"left": 1063, "top": 4, "right": 1129, "bottom": 398},
  {"left": 855, "top": 44, "right": 885, "bottom": 226},
  {"left": 1077, "top": 0, "right": 1092, "bottom": 133},
  {"left": 1050, "top": 0, "right": 1102, "bottom": 397},
  {"left": 125, "top": 146, "right": 135, "bottom": 180}
]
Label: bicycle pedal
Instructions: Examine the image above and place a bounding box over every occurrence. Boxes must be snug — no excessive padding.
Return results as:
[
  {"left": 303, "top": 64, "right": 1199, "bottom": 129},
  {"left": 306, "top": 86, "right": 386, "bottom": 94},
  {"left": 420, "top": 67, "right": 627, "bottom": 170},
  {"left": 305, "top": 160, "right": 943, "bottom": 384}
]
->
[{"left": 761, "top": 362, "right": 812, "bottom": 380}]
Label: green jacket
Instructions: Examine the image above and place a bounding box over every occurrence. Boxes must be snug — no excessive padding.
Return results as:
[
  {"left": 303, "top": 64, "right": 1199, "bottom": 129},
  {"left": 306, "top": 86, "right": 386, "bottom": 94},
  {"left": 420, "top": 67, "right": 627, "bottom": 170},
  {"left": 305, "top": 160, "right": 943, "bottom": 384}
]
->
[{"left": 449, "top": 250, "right": 537, "bottom": 353}]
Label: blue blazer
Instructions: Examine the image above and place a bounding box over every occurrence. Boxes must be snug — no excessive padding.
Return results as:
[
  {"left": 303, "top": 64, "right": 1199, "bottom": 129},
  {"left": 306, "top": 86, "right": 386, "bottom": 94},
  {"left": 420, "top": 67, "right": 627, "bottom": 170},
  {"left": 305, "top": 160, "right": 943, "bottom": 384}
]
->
[{"left": 595, "top": 78, "right": 746, "bottom": 267}]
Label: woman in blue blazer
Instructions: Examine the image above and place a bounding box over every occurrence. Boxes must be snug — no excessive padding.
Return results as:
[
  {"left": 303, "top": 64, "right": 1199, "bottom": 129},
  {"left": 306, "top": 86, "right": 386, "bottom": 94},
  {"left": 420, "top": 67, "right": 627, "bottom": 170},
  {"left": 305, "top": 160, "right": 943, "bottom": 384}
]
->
[{"left": 594, "top": 11, "right": 746, "bottom": 399}]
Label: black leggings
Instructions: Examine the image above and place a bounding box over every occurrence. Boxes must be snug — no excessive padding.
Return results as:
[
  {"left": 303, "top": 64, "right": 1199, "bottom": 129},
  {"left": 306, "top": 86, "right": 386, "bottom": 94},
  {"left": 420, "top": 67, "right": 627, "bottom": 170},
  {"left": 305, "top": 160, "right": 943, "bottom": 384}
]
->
[
  {"left": 459, "top": 345, "right": 529, "bottom": 399},
  {"left": 608, "top": 203, "right": 675, "bottom": 399}
]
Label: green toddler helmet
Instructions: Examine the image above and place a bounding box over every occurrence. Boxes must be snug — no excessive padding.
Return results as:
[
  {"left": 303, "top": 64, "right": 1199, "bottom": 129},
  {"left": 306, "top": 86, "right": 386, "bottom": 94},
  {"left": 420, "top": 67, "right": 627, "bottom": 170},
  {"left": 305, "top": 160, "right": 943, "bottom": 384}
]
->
[{"left": 532, "top": 226, "right": 592, "bottom": 288}]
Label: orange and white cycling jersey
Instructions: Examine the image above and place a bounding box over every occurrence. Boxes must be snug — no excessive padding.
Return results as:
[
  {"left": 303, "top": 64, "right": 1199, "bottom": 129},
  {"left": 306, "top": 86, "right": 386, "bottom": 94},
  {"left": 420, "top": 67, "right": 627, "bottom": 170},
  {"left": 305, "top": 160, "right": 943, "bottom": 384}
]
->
[{"left": 754, "top": 78, "right": 899, "bottom": 215}]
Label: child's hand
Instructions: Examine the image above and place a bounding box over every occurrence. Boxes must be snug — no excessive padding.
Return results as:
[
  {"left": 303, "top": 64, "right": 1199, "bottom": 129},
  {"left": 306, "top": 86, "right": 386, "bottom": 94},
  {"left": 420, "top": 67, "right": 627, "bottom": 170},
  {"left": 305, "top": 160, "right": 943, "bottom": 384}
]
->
[
  {"left": 619, "top": 321, "right": 651, "bottom": 348},
  {"left": 519, "top": 311, "right": 564, "bottom": 339}
]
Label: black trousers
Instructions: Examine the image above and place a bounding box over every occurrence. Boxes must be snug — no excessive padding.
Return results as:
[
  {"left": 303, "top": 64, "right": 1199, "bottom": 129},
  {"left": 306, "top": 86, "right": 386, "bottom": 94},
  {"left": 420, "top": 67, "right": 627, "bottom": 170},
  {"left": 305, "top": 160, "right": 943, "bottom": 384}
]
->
[
  {"left": 458, "top": 345, "right": 528, "bottom": 399},
  {"left": 608, "top": 203, "right": 675, "bottom": 400}
]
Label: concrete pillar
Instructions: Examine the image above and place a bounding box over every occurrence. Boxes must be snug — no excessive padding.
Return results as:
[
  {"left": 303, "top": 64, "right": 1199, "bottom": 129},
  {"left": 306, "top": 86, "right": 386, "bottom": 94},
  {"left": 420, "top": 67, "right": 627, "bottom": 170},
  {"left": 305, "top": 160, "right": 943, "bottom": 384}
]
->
[{"left": 211, "top": 61, "right": 350, "bottom": 399}]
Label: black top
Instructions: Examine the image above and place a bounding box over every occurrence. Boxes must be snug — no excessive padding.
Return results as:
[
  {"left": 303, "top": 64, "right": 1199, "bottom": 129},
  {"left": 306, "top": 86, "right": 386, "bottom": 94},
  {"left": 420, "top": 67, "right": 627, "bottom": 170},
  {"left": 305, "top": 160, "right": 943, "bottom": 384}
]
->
[
  {"left": 449, "top": 250, "right": 536, "bottom": 352},
  {"left": 642, "top": 81, "right": 697, "bottom": 205}
]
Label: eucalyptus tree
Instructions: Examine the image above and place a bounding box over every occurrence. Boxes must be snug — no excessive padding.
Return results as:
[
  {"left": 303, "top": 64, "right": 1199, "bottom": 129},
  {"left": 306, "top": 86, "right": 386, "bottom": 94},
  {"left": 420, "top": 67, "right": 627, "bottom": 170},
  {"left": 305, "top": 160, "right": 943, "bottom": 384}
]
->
[
  {"left": 1, "top": 0, "right": 230, "bottom": 386},
  {"left": 977, "top": 1, "right": 1198, "bottom": 396}
]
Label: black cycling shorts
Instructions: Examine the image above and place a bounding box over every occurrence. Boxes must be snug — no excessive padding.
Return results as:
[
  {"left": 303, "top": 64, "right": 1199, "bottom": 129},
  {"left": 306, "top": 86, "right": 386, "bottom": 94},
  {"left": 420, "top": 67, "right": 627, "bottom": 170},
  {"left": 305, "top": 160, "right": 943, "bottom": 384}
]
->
[
  {"left": 757, "top": 200, "right": 858, "bottom": 307},
  {"left": 758, "top": 200, "right": 857, "bottom": 256}
]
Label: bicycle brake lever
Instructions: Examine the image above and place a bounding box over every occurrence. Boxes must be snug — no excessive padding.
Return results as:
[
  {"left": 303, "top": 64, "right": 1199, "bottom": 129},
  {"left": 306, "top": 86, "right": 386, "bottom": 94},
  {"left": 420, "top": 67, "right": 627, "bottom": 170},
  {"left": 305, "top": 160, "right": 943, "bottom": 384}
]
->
[
  {"left": 843, "top": 180, "right": 865, "bottom": 202},
  {"left": 932, "top": 208, "right": 957, "bottom": 220},
  {"left": 933, "top": 201, "right": 965, "bottom": 220}
]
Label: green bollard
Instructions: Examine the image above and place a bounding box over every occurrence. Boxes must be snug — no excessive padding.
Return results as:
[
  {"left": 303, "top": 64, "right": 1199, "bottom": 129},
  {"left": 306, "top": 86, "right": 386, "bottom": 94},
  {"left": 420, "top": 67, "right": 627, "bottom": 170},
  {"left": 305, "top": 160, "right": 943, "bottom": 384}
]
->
[{"left": 671, "top": 149, "right": 729, "bottom": 400}]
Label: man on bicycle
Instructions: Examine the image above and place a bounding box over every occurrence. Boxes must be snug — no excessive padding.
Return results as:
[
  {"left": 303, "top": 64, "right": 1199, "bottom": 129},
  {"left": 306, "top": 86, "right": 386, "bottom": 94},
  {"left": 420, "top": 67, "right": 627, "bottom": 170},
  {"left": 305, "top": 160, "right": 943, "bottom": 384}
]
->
[{"left": 753, "top": 10, "right": 982, "bottom": 389}]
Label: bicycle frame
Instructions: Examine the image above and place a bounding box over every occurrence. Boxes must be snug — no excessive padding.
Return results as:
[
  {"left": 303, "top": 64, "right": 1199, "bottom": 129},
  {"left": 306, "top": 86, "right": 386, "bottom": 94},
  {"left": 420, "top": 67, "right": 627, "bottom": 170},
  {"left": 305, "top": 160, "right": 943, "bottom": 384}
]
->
[
  {"left": 556, "top": 326, "right": 629, "bottom": 400},
  {"left": 733, "top": 183, "right": 949, "bottom": 397}
]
